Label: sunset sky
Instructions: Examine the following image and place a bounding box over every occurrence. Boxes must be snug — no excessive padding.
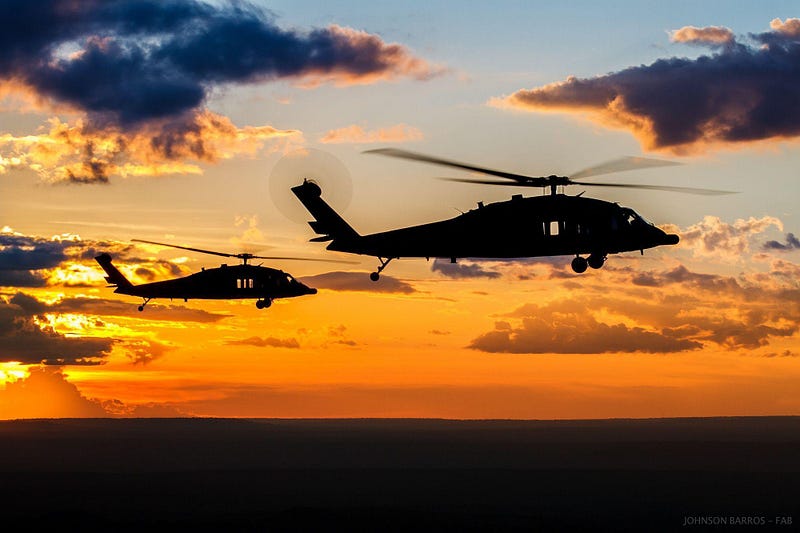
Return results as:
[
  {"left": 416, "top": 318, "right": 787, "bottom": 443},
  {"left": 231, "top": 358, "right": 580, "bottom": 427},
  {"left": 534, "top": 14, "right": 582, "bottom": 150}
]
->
[{"left": 1, "top": 0, "right": 799, "bottom": 419}]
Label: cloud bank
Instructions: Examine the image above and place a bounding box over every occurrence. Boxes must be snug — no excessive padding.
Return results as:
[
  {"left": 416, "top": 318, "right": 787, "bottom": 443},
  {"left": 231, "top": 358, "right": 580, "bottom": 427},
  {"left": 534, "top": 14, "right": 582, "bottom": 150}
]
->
[
  {"left": 493, "top": 19, "right": 800, "bottom": 153},
  {"left": 0, "top": 0, "right": 443, "bottom": 182}
]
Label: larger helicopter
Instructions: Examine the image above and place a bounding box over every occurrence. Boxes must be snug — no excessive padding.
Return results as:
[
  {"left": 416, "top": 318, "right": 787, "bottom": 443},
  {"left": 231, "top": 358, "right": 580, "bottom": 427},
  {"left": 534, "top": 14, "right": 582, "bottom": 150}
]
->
[
  {"left": 292, "top": 149, "right": 733, "bottom": 280},
  {"left": 95, "top": 239, "right": 349, "bottom": 311}
]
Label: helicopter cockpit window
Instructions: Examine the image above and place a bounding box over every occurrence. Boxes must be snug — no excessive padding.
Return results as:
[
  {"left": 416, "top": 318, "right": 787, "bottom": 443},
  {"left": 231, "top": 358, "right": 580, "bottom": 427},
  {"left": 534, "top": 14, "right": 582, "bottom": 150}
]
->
[{"left": 620, "top": 208, "right": 653, "bottom": 227}]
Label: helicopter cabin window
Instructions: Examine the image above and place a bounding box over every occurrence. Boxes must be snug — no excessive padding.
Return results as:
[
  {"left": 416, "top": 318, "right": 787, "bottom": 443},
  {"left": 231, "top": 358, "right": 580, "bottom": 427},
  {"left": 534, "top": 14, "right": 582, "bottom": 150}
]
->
[
  {"left": 237, "top": 278, "right": 254, "bottom": 289},
  {"left": 549, "top": 221, "right": 560, "bottom": 237}
]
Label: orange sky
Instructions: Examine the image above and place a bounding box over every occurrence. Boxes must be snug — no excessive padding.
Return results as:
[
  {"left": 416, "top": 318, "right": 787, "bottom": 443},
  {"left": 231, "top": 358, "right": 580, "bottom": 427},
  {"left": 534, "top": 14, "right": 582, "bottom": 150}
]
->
[{"left": 1, "top": 3, "right": 799, "bottom": 419}]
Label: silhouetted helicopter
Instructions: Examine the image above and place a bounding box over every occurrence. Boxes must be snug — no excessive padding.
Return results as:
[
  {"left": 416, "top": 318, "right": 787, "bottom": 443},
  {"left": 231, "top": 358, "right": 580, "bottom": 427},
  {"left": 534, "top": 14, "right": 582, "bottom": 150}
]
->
[
  {"left": 95, "top": 239, "right": 350, "bottom": 311},
  {"left": 292, "top": 149, "right": 733, "bottom": 280}
]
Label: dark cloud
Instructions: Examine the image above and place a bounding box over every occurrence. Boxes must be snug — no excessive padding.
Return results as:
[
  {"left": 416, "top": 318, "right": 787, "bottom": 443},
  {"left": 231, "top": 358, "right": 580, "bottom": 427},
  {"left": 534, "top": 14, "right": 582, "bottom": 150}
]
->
[
  {"left": 0, "top": 271, "right": 48, "bottom": 288},
  {"left": 1, "top": 1, "right": 443, "bottom": 183},
  {"left": 431, "top": 258, "right": 501, "bottom": 279},
  {"left": 497, "top": 19, "right": 800, "bottom": 152},
  {"left": 299, "top": 271, "right": 416, "bottom": 294},
  {"left": 0, "top": 233, "right": 72, "bottom": 270},
  {"left": 0, "top": 0, "right": 441, "bottom": 127},
  {"left": 0, "top": 231, "right": 137, "bottom": 271},
  {"left": 469, "top": 301, "right": 701, "bottom": 354},
  {"left": 225, "top": 336, "right": 300, "bottom": 349},
  {"left": 763, "top": 232, "right": 800, "bottom": 251},
  {"left": 29, "top": 293, "right": 230, "bottom": 323},
  {"left": 0, "top": 290, "right": 227, "bottom": 365},
  {"left": 0, "top": 294, "right": 115, "bottom": 365}
]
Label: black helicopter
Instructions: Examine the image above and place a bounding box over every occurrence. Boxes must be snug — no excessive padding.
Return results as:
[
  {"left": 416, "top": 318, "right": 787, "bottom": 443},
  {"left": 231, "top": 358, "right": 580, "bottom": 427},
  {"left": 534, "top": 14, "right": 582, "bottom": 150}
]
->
[
  {"left": 95, "top": 239, "right": 342, "bottom": 310},
  {"left": 292, "top": 149, "right": 733, "bottom": 280}
]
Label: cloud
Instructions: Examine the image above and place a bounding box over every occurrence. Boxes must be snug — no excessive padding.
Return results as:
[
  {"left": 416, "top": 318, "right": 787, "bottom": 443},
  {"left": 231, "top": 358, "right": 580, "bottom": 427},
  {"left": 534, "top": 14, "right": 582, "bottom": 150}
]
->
[
  {"left": 469, "top": 301, "right": 702, "bottom": 354},
  {"left": 0, "top": 1, "right": 442, "bottom": 125},
  {"left": 0, "top": 229, "right": 211, "bottom": 289},
  {"left": 0, "top": 294, "right": 115, "bottom": 365},
  {"left": 0, "top": 290, "right": 227, "bottom": 365},
  {"left": 770, "top": 17, "right": 800, "bottom": 38},
  {"left": 19, "top": 292, "right": 229, "bottom": 323},
  {"left": 0, "top": 0, "right": 443, "bottom": 183},
  {"left": 667, "top": 215, "right": 783, "bottom": 259},
  {"left": 763, "top": 233, "right": 800, "bottom": 251},
  {"left": 320, "top": 123, "right": 424, "bottom": 144},
  {"left": 0, "top": 367, "right": 108, "bottom": 419},
  {"left": 299, "top": 271, "right": 416, "bottom": 294},
  {"left": 0, "top": 110, "right": 300, "bottom": 183},
  {"left": 124, "top": 339, "right": 173, "bottom": 365},
  {"left": 430, "top": 258, "right": 501, "bottom": 279},
  {"left": 225, "top": 336, "right": 300, "bottom": 349},
  {"left": 669, "top": 25, "right": 735, "bottom": 47},
  {"left": 492, "top": 19, "right": 800, "bottom": 153},
  {"left": 467, "top": 252, "right": 800, "bottom": 355}
]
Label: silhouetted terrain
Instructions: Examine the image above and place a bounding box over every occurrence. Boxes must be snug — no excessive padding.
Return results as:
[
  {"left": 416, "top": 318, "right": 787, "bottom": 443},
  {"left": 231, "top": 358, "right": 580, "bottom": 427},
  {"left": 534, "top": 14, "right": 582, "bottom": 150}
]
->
[{"left": 1, "top": 417, "right": 797, "bottom": 531}]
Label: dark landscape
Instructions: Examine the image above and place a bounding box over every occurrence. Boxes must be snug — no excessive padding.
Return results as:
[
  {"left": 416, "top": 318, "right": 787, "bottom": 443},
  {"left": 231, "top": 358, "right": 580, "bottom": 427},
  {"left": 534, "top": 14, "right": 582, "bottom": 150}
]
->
[{"left": 1, "top": 417, "right": 797, "bottom": 531}]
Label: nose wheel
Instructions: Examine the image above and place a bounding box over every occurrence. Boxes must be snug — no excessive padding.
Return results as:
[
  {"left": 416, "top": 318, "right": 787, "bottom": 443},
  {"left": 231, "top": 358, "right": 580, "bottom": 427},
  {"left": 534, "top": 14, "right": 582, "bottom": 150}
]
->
[
  {"left": 256, "top": 299, "right": 272, "bottom": 309},
  {"left": 138, "top": 298, "right": 152, "bottom": 312}
]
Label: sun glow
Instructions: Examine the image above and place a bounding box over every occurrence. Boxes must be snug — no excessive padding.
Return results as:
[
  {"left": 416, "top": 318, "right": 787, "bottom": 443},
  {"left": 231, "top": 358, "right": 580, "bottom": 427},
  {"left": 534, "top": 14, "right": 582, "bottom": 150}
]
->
[{"left": 0, "top": 363, "right": 29, "bottom": 385}]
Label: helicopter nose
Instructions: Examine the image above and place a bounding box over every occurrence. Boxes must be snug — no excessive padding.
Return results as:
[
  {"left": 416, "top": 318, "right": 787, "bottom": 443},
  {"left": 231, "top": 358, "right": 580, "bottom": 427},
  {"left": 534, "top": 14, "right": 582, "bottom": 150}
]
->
[{"left": 664, "top": 233, "right": 680, "bottom": 245}]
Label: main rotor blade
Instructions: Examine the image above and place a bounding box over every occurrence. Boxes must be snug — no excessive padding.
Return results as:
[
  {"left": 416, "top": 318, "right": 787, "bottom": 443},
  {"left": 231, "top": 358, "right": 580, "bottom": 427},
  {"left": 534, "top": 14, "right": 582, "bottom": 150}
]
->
[
  {"left": 570, "top": 156, "right": 681, "bottom": 180},
  {"left": 247, "top": 255, "right": 358, "bottom": 264},
  {"left": 132, "top": 239, "right": 235, "bottom": 258},
  {"left": 570, "top": 181, "right": 737, "bottom": 195},
  {"left": 439, "top": 177, "right": 548, "bottom": 187},
  {"left": 133, "top": 239, "right": 358, "bottom": 264},
  {"left": 366, "top": 148, "right": 541, "bottom": 184}
]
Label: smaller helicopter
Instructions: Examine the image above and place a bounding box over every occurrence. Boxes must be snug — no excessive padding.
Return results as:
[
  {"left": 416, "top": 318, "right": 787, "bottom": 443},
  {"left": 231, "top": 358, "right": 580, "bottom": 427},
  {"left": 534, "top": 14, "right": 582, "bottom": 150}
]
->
[{"left": 96, "top": 239, "right": 350, "bottom": 311}]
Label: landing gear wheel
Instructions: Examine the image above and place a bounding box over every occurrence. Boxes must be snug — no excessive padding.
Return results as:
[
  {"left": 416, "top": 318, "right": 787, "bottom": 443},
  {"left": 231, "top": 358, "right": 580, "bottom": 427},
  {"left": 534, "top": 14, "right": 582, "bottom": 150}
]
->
[
  {"left": 571, "top": 256, "right": 588, "bottom": 274},
  {"left": 256, "top": 299, "right": 272, "bottom": 309},
  {"left": 370, "top": 257, "right": 394, "bottom": 281},
  {"left": 138, "top": 305, "right": 144, "bottom": 312},
  {"left": 588, "top": 254, "right": 606, "bottom": 269}
]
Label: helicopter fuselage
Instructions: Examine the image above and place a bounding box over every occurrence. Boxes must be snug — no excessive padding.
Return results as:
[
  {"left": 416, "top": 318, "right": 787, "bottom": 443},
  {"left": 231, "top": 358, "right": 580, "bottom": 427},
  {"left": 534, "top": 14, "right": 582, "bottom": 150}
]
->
[
  {"left": 331, "top": 193, "right": 678, "bottom": 259},
  {"left": 96, "top": 253, "right": 316, "bottom": 310},
  {"left": 120, "top": 264, "right": 317, "bottom": 300},
  {"left": 292, "top": 180, "right": 679, "bottom": 277}
]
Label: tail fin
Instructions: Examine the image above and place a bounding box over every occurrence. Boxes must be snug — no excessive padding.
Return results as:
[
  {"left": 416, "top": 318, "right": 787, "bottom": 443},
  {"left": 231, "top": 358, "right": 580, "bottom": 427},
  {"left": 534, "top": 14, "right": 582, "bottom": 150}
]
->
[
  {"left": 291, "top": 180, "right": 360, "bottom": 243},
  {"left": 95, "top": 253, "right": 134, "bottom": 290}
]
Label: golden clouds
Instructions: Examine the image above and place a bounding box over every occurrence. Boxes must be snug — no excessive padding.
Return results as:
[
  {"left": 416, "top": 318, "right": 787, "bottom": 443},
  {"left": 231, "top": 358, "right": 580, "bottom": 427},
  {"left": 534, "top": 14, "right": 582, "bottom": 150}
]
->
[
  {"left": 0, "top": 110, "right": 300, "bottom": 183},
  {"left": 669, "top": 215, "right": 783, "bottom": 259},
  {"left": 320, "top": 123, "right": 424, "bottom": 144},
  {"left": 770, "top": 18, "right": 800, "bottom": 37},
  {"left": 669, "top": 25, "right": 735, "bottom": 46}
]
